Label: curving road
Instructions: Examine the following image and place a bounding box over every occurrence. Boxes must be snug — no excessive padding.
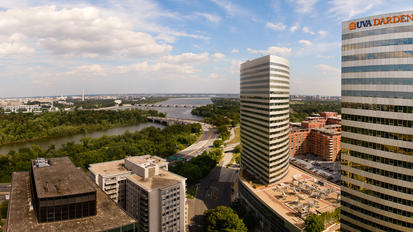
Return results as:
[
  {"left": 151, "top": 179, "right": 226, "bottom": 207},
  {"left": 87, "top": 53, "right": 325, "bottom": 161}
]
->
[{"left": 177, "top": 123, "right": 218, "bottom": 159}]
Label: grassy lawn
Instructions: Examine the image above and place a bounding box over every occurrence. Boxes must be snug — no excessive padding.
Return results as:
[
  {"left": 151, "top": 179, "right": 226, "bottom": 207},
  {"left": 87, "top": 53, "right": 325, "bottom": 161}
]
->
[{"left": 228, "top": 126, "right": 240, "bottom": 145}]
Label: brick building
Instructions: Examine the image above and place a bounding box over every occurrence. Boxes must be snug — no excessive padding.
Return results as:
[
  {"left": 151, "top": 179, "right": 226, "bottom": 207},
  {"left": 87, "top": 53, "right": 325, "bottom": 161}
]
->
[{"left": 289, "top": 113, "right": 341, "bottom": 161}]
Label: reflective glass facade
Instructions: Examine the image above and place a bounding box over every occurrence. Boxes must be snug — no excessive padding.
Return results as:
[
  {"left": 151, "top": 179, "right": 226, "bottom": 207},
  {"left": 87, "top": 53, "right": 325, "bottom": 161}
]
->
[
  {"left": 240, "top": 55, "right": 290, "bottom": 185},
  {"left": 341, "top": 11, "right": 413, "bottom": 232}
]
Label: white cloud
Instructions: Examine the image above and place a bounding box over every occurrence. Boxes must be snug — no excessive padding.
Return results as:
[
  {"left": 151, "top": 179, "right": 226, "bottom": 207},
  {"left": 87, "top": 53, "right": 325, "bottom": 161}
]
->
[
  {"left": 210, "top": 0, "right": 251, "bottom": 18},
  {"left": 302, "top": 26, "right": 315, "bottom": 35},
  {"left": 209, "top": 73, "right": 220, "bottom": 79},
  {"left": 116, "top": 61, "right": 196, "bottom": 75},
  {"left": 0, "top": 6, "right": 172, "bottom": 58},
  {"left": 231, "top": 48, "right": 239, "bottom": 53},
  {"left": 247, "top": 46, "right": 292, "bottom": 56},
  {"left": 266, "top": 22, "right": 286, "bottom": 31},
  {"left": 159, "top": 52, "right": 209, "bottom": 64},
  {"left": 314, "top": 64, "right": 340, "bottom": 78},
  {"left": 230, "top": 60, "right": 242, "bottom": 74},
  {"left": 318, "top": 30, "right": 327, "bottom": 37},
  {"left": 0, "top": 33, "right": 34, "bottom": 55},
  {"left": 290, "top": 0, "right": 318, "bottom": 13},
  {"left": 212, "top": 52, "right": 225, "bottom": 61},
  {"left": 328, "top": 0, "right": 383, "bottom": 20},
  {"left": 316, "top": 55, "right": 333, "bottom": 59},
  {"left": 194, "top": 12, "right": 221, "bottom": 23},
  {"left": 299, "top": 40, "right": 312, "bottom": 46},
  {"left": 290, "top": 24, "right": 299, "bottom": 32},
  {"left": 65, "top": 64, "right": 106, "bottom": 76}
]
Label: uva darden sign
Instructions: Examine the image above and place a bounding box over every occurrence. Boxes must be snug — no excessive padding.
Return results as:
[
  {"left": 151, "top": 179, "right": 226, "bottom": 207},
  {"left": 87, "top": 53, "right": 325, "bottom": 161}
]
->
[{"left": 349, "top": 14, "right": 413, "bottom": 30}]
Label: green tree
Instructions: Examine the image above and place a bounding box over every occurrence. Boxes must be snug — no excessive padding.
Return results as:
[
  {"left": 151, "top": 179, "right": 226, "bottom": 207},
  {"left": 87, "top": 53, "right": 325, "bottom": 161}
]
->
[
  {"left": 213, "top": 139, "right": 224, "bottom": 148},
  {"left": 204, "top": 206, "right": 247, "bottom": 232},
  {"left": 233, "top": 145, "right": 241, "bottom": 154},
  {"left": 305, "top": 213, "right": 325, "bottom": 232},
  {"left": 0, "top": 200, "right": 8, "bottom": 218}
]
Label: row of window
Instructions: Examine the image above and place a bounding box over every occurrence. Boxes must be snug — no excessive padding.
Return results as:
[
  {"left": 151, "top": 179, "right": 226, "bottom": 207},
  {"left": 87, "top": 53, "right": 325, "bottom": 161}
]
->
[
  {"left": 342, "top": 202, "right": 412, "bottom": 229},
  {"left": 342, "top": 137, "right": 413, "bottom": 156},
  {"left": 343, "top": 125, "right": 413, "bottom": 142},
  {"left": 241, "top": 96, "right": 289, "bottom": 100},
  {"left": 241, "top": 89, "right": 290, "bottom": 94},
  {"left": 342, "top": 191, "right": 413, "bottom": 218},
  {"left": 342, "top": 113, "right": 413, "bottom": 127},
  {"left": 342, "top": 169, "right": 413, "bottom": 196},
  {"left": 241, "top": 74, "right": 290, "bottom": 83},
  {"left": 240, "top": 62, "right": 289, "bottom": 72},
  {"left": 342, "top": 90, "right": 413, "bottom": 99},
  {"left": 342, "top": 181, "right": 413, "bottom": 207},
  {"left": 342, "top": 64, "right": 413, "bottom": 73},
  {"left": 342, "top": 159, "right": 413, "bottom": 182},
  {"left": 344, "top": 149, "right": 413, "bottom": 169},
  {"left": 342, "top": 25, "right": 413, "bottom": 40},
  {"left": 241, "top": 100, "right": 289, "bottom": 107},
  {"left": 241, "top": 106, "right": 289, "bottom": 114},
  {"left": 341, "top": 218, "right": 374, "bottom": 232},
  {"left": 342, "top": 211, "right": 399, "bottom": 232},
  {"left": 241, "top": 67, "right": 289, "bottom": 76},
  {"left": 342, "top": 50, "right": 413, "bottom": 61},
  {"left": 241, "top": 85, "right": 289, "bottom": 90},
  {"left": 341, "top": 102, "right": 413, "bottom": 113},
  {"left": 342, "top": 77, "right": 413, "bottom": 85},
  {"left": 342, "top": 38, "right": 413, "bottom": 51}
]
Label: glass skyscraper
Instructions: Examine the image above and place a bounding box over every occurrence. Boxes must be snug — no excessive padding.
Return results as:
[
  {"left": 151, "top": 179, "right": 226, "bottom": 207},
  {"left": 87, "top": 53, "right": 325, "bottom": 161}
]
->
[
  {"left": 341, "top": 11, "right": 413, "bottom": 232},
  {"left": 240, "top": 55, "right": 290, "bottom": 185}
]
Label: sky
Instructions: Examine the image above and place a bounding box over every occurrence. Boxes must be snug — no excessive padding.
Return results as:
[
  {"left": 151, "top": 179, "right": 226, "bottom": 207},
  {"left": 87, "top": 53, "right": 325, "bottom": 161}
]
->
[{"left": 1, "top": 0, "right": 413, "bottom": 97}]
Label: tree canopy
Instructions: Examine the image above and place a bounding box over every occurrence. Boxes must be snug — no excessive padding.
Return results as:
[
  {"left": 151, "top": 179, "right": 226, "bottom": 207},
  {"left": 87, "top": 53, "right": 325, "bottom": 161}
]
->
[
  {"left": 191, "top": 98, "right": 239, "bottom": 140},
  {"left": 0, "top": 123, "right": 201, "bottom": 182},
  {"left": 290, "top": 100, "right": 340, "bottom": 122},
  {"left": 0, "top": 109, "right": 165, "bottom": 146},
  {"left": 204, "top": 206, "right": 247, "bottom": 232}
]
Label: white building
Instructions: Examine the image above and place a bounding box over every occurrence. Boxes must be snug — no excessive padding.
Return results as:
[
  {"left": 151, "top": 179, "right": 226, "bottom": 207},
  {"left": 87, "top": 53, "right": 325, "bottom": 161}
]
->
[
  {"left": 240, "top": 55, "right": 290, "bottom": 185},
  {"left": 341, "top": 11, "right": 413, "bottom": 232},
  {"left": 89, "top": 155, "right": 186, "bottom": 232}
]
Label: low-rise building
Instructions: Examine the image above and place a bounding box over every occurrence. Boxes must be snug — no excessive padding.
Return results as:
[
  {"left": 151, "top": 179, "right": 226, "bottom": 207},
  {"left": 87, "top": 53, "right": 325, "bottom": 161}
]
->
[
  {"left": 6, "top": 157, "right": 137, "bottom": 232},
  {"left": 89, "top": 155, "right": 186, "bottom": 232}
]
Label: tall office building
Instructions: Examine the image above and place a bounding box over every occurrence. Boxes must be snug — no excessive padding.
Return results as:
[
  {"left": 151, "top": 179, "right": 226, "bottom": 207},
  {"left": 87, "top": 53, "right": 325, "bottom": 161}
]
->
[
  {"left": 240, "top": 55, "right": 290, "bottom": 185},
  {"left": 341, "top": 11, "right": 413, "bottom": 232}
]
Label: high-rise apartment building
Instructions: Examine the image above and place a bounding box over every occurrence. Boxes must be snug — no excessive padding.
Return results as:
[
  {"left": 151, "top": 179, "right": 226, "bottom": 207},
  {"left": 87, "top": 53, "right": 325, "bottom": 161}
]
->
[
  {"left": 341, "top": 11, "right": 413, "bottom": 232},
  {"left": 240, "top": 55, "right": 290, "bottom": 185},
  {"left": 89, "top": 155, "right": 186, "bottom": 232}
]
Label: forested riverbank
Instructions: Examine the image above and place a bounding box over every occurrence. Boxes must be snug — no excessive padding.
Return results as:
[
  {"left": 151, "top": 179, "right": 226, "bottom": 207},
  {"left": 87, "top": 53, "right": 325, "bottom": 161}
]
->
[
  {"left": 191, "top": 98, "right": 240, "bottom": 140},
  {"left": 0, "top": 109, "right": 164, "bottom": 146},
  {"left": 0, "top": 123, "right": 201, "bottom": 182}
]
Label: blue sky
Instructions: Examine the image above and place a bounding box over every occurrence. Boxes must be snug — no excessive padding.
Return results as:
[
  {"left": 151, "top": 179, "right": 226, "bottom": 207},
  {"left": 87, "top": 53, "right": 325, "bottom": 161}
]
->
[{"left": 0, "top": 0, "right": 412, "bottom": 97}]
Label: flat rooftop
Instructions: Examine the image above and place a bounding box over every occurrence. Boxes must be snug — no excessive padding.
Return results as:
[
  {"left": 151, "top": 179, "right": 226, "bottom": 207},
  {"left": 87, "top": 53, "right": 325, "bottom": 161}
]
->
[
  {"left": 126, "top": 155, "right": 168, "bottom": 166},
  {"left": 7, "top": 172, "right": 136, "bottom": 232},
  {"left": 240, "top": 165, "right": 340, "bottom": 230},
  {"left": 32, "top": 157, "right": 96, "bottom": 198},
  {"left": 88, "top": 159, "right": 131, "bottom": 176},
  {"left": 127, "top": 169, "right": 185, "bottom": 191}
]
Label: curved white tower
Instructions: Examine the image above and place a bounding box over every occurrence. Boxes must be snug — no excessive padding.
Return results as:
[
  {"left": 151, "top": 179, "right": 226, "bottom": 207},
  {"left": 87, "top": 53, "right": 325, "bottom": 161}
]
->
[
  {"left": 341, "top": 11, "right": 413, "bottom": 232},
  {"left": 240, "top": 55, "right": 290, "bottom": 185}
]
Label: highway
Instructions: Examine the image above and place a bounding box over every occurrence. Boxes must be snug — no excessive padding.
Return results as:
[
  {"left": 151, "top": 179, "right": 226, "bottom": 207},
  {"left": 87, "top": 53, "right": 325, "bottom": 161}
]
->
[
  {"left": 187, "top": 142, "right": 240, "bottom": 232},
  {"left": 177, "top": 123, "right": 218, "bottom": 158}
]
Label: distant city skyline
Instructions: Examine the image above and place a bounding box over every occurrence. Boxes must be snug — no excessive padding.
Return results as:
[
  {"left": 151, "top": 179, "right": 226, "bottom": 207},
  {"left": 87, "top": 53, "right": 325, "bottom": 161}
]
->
[{"left": 1, "top": 0, "right": 412, "bottom": 97}]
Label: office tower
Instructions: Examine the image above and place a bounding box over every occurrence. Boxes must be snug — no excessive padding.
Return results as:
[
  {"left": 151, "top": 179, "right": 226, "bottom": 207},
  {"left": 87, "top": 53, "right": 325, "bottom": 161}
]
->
[
  {"left": 6, "top": 157, "right": 137, "bottom": 232},
  {"left": 240, "top": 55, "right": 290, "bottom": 185},
  {"left": 89, "top": 155, "right": 186, "bottom": 232},
  {"left": 341, "top": 11, "right": 413, "bottom": 232}
]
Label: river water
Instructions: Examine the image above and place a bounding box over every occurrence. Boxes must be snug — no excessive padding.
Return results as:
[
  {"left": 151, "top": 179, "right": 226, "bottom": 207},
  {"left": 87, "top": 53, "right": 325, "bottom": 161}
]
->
[
  {"left": 0, "top": 97, "right": 212, "bottom": 155},
  {"left": 0, "top": 123, "right": 165, "bottom": 155}
]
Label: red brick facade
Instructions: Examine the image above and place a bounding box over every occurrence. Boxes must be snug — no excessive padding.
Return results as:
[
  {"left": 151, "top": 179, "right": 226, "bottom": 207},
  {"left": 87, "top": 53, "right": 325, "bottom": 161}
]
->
[{"left": 289, "top": 113, "right": 341, "bottom": 161}]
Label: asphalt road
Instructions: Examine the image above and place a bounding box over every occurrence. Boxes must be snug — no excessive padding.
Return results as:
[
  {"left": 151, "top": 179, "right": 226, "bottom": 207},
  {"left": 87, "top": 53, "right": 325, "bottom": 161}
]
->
[
  {"left": 187, "top": 142, "right": 240, "bottom": 232},
  {"left": 177, "top": 123, "right": 218, "bottom": 158}
]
